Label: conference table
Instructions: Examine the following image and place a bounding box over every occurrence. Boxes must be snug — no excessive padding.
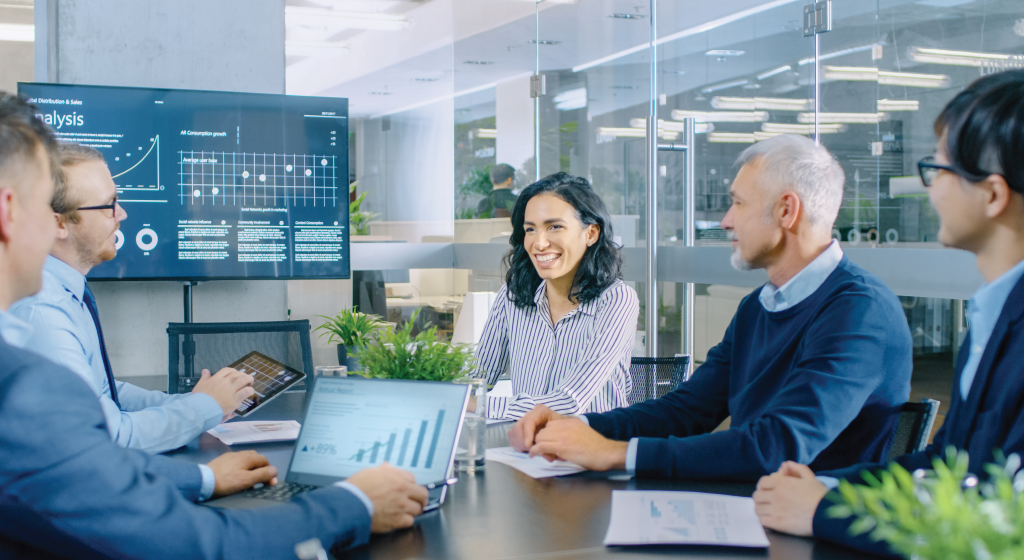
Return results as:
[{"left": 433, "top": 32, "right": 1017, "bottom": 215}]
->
[{"left": 169, "top": 392, "right": 876, "bottom": 560}]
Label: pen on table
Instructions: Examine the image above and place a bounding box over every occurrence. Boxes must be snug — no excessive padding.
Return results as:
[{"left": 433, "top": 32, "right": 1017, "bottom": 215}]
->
[{"left": 424, "top": 478, "right": 458, "bottom": 490}]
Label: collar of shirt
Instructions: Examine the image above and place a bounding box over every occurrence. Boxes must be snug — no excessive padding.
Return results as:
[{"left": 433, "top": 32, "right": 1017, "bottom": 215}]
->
[
  {"left": 44, "top": 255, "right": 87, "bottom": 301},
  {"left": 758, "top": 239, "right": 844, "bottom": 313},
  {"left": 532, "top": 280, "right": 598, "bottom": 320},
  {"left": 0, "top": 308, "right": 33, "bottom": 348},
  {"left": 961, "top": 257, "right": 1024, "bottom": 398}
]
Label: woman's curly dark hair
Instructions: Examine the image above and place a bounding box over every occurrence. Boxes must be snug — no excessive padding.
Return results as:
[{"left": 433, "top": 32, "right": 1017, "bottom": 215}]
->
[{"left": 502, "top": 172, "right": 622, "bottom": 308}]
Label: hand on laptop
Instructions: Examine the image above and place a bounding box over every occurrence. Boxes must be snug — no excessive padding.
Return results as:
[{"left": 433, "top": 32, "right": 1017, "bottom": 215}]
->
[
  {"left": 193, "top": 367, "right": 256, "bottom": 421},
  {"left": 207, "top": 450, "right": 278, "bottom": 499},
  {"left": 508, "top": 404, "right": 566, "bottom": 452},
  {"left": 346, "top": 463, "right": 429, "bottom": 533}
]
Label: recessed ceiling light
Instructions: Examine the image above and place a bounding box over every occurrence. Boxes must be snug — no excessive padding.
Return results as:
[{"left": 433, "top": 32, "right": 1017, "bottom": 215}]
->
[
  {"left": 757, "top": 65, "right": 792, "bottom": 80},
  {"left": 0, "top": 23, "right": 33, "bottom": 42},
  {"left": 700, "top": 79, "right": 749, "bottom": 93},
  {"left": 742, "top": 84, "right": 761, "bottom": 90},
  {"left": 463, "top": 60, "right": 494, "bottom": 65},
  {"left": 413, "top": 77, "right": 440, "bottom": 82},
  {"left": 528, "top": 40, "right": 562, "bottom": 45},
  {"left": 369, "top": 91, "right": 393, "bottom": 95},
  {"left": 706, "top": 50, "right": 745, "bottom": 57},
  {"left": 661, "top": 69, "right": 686, "bottom": 75},
  {"left": 612, "top": 85, "right": 638, "bottom": 90},
  {"left": 610, "top": 13, "right": 645, "bottom": 19}
]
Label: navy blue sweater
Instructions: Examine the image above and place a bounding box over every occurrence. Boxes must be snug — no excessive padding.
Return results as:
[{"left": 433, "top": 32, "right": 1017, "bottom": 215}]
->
[{"left": 585, "top": 257, "right": 912, "bottom": 481}]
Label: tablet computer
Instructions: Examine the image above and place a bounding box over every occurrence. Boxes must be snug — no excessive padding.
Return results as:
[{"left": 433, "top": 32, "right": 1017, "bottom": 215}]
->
[{"left": 231, "top": 351, "right": 307, "bottom": 417}]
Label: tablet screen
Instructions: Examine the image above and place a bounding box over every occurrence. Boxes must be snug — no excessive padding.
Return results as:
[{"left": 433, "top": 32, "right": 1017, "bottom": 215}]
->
[{"left": 231, "top": 351, "right": 306, "bottom": 417}]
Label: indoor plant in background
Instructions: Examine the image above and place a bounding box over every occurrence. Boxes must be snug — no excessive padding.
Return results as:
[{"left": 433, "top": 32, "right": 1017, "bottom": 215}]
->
[
  {"left": 358, "top": 309, "right": 476, "bottom": 382},
  {"left": 829, "top": 448, "right": 1024, "bottom": 559},
  {"left": 315, "top": 308, "right": 386, "bottom": 372},
  {"left": 349, "top": 181, "right": 379, "bottom": 236}
]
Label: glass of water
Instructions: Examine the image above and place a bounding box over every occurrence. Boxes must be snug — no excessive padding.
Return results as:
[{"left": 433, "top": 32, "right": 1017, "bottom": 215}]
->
[
  {"left": 453, "top": 377, "right": 487, "bottom": 472},
  {"left": 314, "top": 365, "right": 347, "bottom": 378}
]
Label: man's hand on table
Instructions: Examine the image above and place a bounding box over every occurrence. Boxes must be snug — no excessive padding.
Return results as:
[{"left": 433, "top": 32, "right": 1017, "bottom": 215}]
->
[
  {"left": 528, "top": 417, "right": 628, "bottom": 471},
  {"left": 207, "top": 450, "right": 278, "bottom": 498},
  {"left": 508, "top": 404, "right": 566, "bottom": 452},
  {"left": 346, "top": 463, "right": 429, "bottom": 533},
  {"left": 192, "top": 367, "right": 255, "bottom": 421},
  {"left": 753, "top": 461, "right": 829, "bottom": 537}
]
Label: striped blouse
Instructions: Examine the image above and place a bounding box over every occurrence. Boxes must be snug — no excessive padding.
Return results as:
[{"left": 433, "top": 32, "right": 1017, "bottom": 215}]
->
[{"left": 475, "top": 279, "right": 639, "bottom": 420}]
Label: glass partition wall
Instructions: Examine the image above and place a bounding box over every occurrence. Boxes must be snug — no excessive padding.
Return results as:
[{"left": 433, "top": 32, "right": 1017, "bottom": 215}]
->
[{"left": 288, "top": 0, "right": 1023, "bottom": 425}]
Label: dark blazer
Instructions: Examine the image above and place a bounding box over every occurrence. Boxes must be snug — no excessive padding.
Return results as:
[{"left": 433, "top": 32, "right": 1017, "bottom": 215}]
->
[
  {"left": 814, "top": 272, "right": 1024, "bottom": 557},
  {"left": 0, "top": 336, "right": 371, "bottom": 560}
]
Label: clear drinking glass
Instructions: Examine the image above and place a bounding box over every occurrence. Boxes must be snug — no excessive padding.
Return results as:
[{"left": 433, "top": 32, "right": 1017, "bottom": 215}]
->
[
  {"left": 313, "top": 365, "right": 347, "bottom": 378},
  {"left": 453, "top": 377, "right": 487, "bottom": 472}
]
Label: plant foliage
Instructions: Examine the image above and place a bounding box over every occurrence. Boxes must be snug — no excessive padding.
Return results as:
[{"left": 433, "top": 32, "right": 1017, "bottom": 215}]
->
[
  {"left": 314, "top": 308, "right": 386, "bottom": 348},
  {"left": 829, "top": 447, "right": 1024, "bottom": 560},
  {"left": 357, "top": 309, "right": 477, "bottom": 382},
  {"left": 349, "top": 181, "right": 379, "bottom": 236}
]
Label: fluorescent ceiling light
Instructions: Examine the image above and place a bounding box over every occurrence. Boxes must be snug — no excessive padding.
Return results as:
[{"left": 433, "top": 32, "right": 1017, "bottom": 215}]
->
[
  {"left": 553, "top": 88, "right": 587, "bottom": 111},
  {"left": 597, "top": 126, "right": 695, "bottom": 141},
  {"left": 285, "top": 7, "right": 411, "bottom": 31},
  {"left": 471, "top": 128, "right": 497, "bottom": 139},
  {"left": 701, "top": 79, "right": 749, "bottom": 93},
  {"left": 761, "top": 122, "right": 846, "bottom": 134},
  {"left": 798, "top": 112, "right": 888, "bottom": 124},
  {"left": 573, "top": 0, "right": 798, "bottom": 72},
  {"left": 706, "top": 50, "right": 745, "bottom": 56},
  {"left": 909, "top": 47, "right": 1022, "bottom": 67},
  {"left": 285, "top": 40, "right": 348, "bottom": 58},
  {"left": 757, "top": 65, "right": 792, "bottom": 80},
  {"left": 798, "top": 44, "right": 878, "bottom": 66},
  {"left": 708, "top": 132, "right": 757, "bottom": 144},
  {"left": 823, "top": 66, "right": 950, "bottom": 88},
  {"left": 671, "top": 110, "right": 768, "bottom": 123},
  {"left": 878, "top": 99, "right": 919, "bottom": 111},
  {"left": 710, "top": 97, "right": 813, "bottom": 111},
  {"left": 628, "top": 119, "right": 714, "bottom": 133},
  {"left": 0, "top": 23, "right": 33, "bottom": 42}
]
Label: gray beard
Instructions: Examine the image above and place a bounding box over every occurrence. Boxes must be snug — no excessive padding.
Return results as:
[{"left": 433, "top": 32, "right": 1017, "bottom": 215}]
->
[{"left": 730, "top": 248, "right": 752, "bottom": 271}]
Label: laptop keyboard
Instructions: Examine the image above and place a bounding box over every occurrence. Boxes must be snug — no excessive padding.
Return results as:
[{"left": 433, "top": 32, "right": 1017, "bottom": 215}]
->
[{"left": 245, "top": 482, "right": 319, "bottom": 502}]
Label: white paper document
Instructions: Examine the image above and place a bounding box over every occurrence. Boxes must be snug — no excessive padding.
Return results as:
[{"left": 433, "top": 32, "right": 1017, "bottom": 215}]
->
[
  {"left": 485, "top": 446, "right": 587, "bottom": 478},
  {"left": 208, "top": 420, "right": 301, "bottom": 445},
  {"left": 603, "top": 491, "right": 770, "bottom": 548}
]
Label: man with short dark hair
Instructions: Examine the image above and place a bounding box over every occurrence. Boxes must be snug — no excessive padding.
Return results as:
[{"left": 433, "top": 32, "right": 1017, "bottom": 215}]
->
[
  {"left": 478, "top": 162, "right": 518, "bottom": 218},
  {"left": 0, "top": 92, "right": 430, "bottom": 559},
  {"left": 12, "top": 142, "right": 253, "bottom": 454}
]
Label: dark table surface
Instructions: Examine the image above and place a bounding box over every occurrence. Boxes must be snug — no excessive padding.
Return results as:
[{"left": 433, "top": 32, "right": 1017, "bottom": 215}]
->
[{"left": 167, "top": 392, "right": 874, "bottom": 560}]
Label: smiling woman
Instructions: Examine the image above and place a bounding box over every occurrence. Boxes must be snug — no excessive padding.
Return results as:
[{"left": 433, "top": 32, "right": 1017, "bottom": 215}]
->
[{"left": 473, "top": 172, "right": 639, "bottom": 420}]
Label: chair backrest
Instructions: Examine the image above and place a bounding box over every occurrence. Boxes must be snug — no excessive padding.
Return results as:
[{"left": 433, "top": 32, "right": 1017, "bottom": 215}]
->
[
  {"left": 166, "top": 320, "right": 314, "bottom": 394},
  {"left": 627, "top": 355, "right": 691, "bottom": 405},
  {"left": 887, "top": 398, "right": 941, "bottom": 461}
]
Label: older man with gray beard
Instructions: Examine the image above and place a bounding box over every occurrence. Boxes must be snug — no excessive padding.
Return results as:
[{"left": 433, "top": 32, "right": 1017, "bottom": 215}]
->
[{"left": 508, "top": 134, "right": 912, "bottom": 482}]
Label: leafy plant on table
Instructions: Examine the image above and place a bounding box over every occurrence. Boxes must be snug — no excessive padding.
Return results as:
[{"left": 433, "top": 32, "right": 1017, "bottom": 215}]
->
[
  {"left": 358, "top": 309, "right": 476, "bottom": 382},
  {"left": 349, "top": 181, "right": 379, "bottom": 236},
  {"left": 828, "top": 447, "right": 1024, "bottom": 560},
  {"left": 314, "top": 308, "right": 386, "bottom": 349}
]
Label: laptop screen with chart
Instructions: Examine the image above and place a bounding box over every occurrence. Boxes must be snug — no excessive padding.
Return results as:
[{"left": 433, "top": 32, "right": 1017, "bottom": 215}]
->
[
  {"left": 17, "top": 82, "right": 349, "bottom": 280},
  {"left": 287, "top": 377, "right": 470, "bottom": 488}
]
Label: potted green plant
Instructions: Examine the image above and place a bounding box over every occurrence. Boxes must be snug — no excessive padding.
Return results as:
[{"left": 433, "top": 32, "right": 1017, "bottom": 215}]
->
[
  {"left": 358, "top": 309, "right": 476, "bottom": 382},
  {"left": 828, "top": 448, "right": 1024, "bottom": 559},
  {"left": 349, "top": 181, "right": 379, "bottom": 236},
  {"left": 314, "top": 308, "right": 386, "bottom": 372}
]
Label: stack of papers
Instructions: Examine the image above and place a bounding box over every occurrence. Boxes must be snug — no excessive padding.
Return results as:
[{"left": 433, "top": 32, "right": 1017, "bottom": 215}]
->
[
  {"left": 485, "top": 447, "right": 586, "bottom": 478},
  {"left": 603, "top": 491, "right": 769, "bottom": 548},
  {"left": 207, "top": 421, "right": 301, "bottom": 445}
]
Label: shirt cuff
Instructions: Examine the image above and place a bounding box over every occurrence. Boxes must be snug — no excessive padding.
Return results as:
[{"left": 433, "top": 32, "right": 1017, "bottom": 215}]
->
[
  {"left": 198, "top": 464, "right": 216, "bottom": 501},
  {"left": 625, "top": 438, "right": 639, "bottom": 475},
  {"left": 335, "top": 481, "right": 374, "bottom": 517},
  {"left": 816, "top": 476, "right": 840, "bottom": 490},
  {"left": 192, "top": 392, "right": 227, "bottom": 424},
  {"left": 489, "top": 395, "right": 509, "bottom": 419}
]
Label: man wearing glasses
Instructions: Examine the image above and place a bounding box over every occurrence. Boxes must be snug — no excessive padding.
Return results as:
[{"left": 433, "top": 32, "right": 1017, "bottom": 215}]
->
[{"left": 11, "top": 143, "right": 256, "bottom": 454}]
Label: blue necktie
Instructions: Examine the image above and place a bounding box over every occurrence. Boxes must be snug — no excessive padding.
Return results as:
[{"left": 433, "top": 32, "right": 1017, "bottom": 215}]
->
[{"left": 82, "top": 284, "right": 121, "bottom": 408}]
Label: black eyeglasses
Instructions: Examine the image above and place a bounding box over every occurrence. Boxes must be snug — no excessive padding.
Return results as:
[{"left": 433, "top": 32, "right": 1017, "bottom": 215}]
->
[
  {"left": 917, "top": 156, "right": 957, "bottom": 187},
  {"left": 77, "top": 195, "right": 119, "bottom": 217}
]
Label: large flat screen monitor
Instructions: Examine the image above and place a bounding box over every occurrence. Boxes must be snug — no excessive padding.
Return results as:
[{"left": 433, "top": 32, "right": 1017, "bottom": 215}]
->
[{"left": 18, "top": 83, "right": 350, "bottom": 280}]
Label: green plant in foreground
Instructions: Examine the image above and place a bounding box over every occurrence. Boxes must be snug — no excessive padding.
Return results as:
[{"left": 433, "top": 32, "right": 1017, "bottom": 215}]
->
[
  {"left": 358, "top": 309, "right": 476, "bottom": 382},
  {"left": 829, "top": 447, "right": 1024, "bottom": 560},
  {"left": 314, "top": 308, "right": 386, "bottom": 348}
]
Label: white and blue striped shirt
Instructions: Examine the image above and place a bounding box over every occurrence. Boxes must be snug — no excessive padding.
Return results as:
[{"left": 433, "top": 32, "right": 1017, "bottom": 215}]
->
[{"left": 475, "top": 279, "right": 639, "bottom": 420}]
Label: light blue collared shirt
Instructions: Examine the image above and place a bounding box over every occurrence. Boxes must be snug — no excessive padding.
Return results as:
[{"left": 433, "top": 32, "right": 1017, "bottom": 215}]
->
[
  {"left": 10, "top": 256, "right": 223, "bottom": 454},
  {"left": 614, "top": 240, "right": 844, "bottom": 474}
]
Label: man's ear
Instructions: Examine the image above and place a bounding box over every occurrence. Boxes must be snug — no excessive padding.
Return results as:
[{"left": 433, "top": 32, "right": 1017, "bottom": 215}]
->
[
  {"left": 54, "top": 212, "right": 70, "bottom": 240},
  {"left": 0, "top": 188, "right": 15, "bottom": 243},
  {"left": 983, "top": 174, "right": 1014, "bottom": 220},
  {"left": 778, "top": 191, "right": 803, "bottom": 231}
]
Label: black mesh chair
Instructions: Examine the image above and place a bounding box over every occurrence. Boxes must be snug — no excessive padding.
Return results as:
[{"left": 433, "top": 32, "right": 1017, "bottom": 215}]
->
[
  {"left": 167, "top": 320, "right": 314, "bottom": 395},
  {"left": 626, "top": 355, "right": 691, "bottom": 405},
  {"left": 887, "top": 398, "right": 941, "bottom": 461}
]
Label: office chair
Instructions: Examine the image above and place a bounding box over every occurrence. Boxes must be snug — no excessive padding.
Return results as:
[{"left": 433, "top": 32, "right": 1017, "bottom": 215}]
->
[
  {"left": 887, "top": 398, "right": 941, "bottom": 461},
  {"left": 166, "top": 320, "right": 314, "bottom": 395},
  {"left": 626, "top": 355, "right": 691, "bottom": 405}
]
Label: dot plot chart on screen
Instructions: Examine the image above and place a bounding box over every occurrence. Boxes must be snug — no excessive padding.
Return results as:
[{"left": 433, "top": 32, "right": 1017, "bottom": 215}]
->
[{"left": 19, "top": 83, "right": 350, "bottom": 280}]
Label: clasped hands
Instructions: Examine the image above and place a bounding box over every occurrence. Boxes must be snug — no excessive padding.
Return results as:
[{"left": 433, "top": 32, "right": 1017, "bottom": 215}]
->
[{"left": 507, "top": 404, "right": 629, "bottom": 471}]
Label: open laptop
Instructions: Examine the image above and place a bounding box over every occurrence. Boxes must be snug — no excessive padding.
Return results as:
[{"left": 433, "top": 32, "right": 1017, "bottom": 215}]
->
[{"left": 205, "top": 376, "right": 470, "bottom": 511}]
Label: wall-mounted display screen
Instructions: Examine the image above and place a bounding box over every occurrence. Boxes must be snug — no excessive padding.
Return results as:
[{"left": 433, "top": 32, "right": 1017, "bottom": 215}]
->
[{"left": 19, "top": 82, "right": 350, "bottom": 280}]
